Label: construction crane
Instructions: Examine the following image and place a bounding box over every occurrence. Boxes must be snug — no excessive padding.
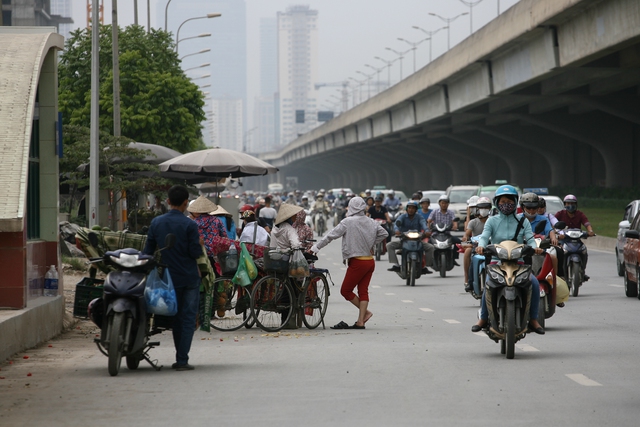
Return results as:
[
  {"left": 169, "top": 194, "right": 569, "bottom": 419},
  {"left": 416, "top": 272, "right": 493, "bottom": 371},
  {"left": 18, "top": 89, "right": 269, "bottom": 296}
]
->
[
  {"left": 86, "top": 0, "right": 105, "bottom": 28},
  {"left": 314, "top": 81, "right": 349, "bottom": 112}
]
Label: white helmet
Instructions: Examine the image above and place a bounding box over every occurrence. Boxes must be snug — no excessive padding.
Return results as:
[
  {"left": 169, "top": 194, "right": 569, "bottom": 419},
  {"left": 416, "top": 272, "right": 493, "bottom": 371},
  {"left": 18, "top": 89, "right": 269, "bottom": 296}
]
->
[{"left": 467, "top": 196, "right": 479, "bottom": 207}]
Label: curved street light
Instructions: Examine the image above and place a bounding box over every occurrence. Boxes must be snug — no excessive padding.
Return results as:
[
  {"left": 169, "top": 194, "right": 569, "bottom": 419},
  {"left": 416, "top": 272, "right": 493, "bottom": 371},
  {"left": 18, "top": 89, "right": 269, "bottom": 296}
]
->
[
  {"left": 348, "top": 76, "right": 367, "bottom": 106},
  {"left": 191, "top": 73, "right": 211, "bottom": 81},
  {"left": 374, "top": 56, "right": 399, "bottom": 87},
  {"left": 176, "top": 13, "right": 221, "bottom": 54},
  {"left": 385, "top": 47, "right": 412, "bottom": 81},
  {"left": 428, "top": 12, "right": 468, "bottom": 50},
  {"left": 184, "top": 62, "right": 210, "bottom": 72},
  {"left": 176, "top": 33, "right": 211, "bottom": 54},
  {"left": 365, "top": 63, "right": 386, "bottom": 92},
  {"left": 397, "top": 37, "right": 429, "bottom": 73},
  {"left": 356, "top": 70, "right": 376, "bottom": 99},
  {"left": 164, "top": 0, "right": 173, "bottom": 31},
  {"left": 459, "top": 0, "right": 486, "bottom": 33},
  {"left": 180, "top": 48, "right": 211, "bottom": 61},
  {"left": 412, "top": 25, "right": 447, "bottom": 62}
]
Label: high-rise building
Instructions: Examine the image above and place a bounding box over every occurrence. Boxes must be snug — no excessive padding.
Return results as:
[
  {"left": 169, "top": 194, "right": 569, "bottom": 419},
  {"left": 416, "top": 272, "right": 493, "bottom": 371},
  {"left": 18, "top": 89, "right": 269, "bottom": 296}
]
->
[
  {"left": 160, "top": 0, "right": 246, "bottom": 149},
  {"left": 277, "top": 5, "right": 318, "bottom": 146},
  {"left": 253, "top": 17, "right": 277, "bottom": 153},
  {"left": 211, "top": 97, "right": 243, "bottom": 152},
  {"left": 50, "top": 0, "right": 73, "bottom": 42},
  {"left": 1, "top": 0, "right": 73, "bottom": 29}
]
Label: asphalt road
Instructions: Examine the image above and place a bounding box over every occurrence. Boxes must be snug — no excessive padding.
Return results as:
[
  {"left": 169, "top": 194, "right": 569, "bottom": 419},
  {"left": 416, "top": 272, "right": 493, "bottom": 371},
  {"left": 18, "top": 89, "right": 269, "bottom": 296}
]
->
[{"left": 1, "top": 238, "right": 638, "bottom": 427}]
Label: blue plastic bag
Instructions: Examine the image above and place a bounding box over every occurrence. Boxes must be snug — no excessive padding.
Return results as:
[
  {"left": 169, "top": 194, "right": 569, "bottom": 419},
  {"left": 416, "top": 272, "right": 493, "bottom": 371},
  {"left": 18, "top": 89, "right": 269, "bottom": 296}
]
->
[{"left": 145, "top": 267, "right": 178, "bottom": 316}]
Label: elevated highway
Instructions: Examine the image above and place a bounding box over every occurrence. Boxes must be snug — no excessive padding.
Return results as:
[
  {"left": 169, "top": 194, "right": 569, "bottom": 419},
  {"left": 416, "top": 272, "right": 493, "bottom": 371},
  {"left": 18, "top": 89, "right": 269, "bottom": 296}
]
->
[{"left": 256, "top": 0, "right": 640, "bottom": 192}]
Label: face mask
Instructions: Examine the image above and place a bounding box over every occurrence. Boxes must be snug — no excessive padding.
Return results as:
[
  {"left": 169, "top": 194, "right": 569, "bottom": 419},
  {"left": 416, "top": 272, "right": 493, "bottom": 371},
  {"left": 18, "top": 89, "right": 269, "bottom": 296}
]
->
[
  {"left": 524, "top": 211, "right": 537, "bottom": 219},
  {"left": 498, "top": 203, "right": 516, "bottom": 215},
  {"left": 478, "top": 209, "right": 490, "bottom": 218},
  {"left": 565, "top": 204, "right": 577, "bottom": 213}
]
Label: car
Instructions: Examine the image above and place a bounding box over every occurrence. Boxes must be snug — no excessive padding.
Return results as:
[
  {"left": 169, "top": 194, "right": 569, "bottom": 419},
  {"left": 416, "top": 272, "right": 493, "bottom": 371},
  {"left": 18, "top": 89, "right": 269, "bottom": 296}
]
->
[
  {"left": 476, "top": 183, "right": 523, "bottom": 202},
  {"left": 541, "top": 195, "right": 564, "bottom": 215},
  {"left": 617, "top": 200, "right": 640, "bottom": 277},
  {"left": 420, "top": 190, "right": 446, "bottom": 202},
  {"left": 622, "top": 209, "right": 640, "bottom": 297},
  {"left": 445, "top": 185, "right": 481, "bottom": 224},
  {"left": 329, "top": 188, "right": 354, "bottom": 196}
]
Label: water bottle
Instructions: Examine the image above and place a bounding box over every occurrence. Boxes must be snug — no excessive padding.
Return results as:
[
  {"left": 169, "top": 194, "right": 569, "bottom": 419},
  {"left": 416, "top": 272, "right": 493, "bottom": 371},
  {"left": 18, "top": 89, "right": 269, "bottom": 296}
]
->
[
  {"left": 228, "top": 243, "right": 237, "bottom": 256},
  {"left": 44, "top": 265, "right": 59, "bottom": 297}
]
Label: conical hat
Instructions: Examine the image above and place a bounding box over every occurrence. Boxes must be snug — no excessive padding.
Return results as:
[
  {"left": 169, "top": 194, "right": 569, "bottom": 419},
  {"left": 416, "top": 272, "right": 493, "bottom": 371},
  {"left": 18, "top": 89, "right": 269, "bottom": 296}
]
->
[
  {"left": 275, "top": 203, "right": 303, "bottom": 225},
  {"left": 210, "top": 205, "right": 231, "bottom": 216},
  {"left": 187, "top": 196, "right": 218, "bottom": 214}
]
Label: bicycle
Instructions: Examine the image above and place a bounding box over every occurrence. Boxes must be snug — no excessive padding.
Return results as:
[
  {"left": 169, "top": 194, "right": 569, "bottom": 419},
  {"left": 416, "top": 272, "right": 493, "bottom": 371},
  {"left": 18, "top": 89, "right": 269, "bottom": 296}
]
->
[
  {"left": 210, "top": 275, "right": 254, "bottom": 331},
  {"left": 250, "top": 248, "right": 331, "bottom": 332}
]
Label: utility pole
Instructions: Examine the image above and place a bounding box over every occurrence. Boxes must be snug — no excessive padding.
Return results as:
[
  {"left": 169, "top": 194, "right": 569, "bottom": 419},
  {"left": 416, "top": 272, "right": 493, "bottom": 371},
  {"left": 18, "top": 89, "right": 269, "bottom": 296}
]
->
[
  {"left": 89, "top": 0, "right": 100, "bottom": 227},
  {"left": 112, "top": 0, "right": 121, "bottom": 137}
]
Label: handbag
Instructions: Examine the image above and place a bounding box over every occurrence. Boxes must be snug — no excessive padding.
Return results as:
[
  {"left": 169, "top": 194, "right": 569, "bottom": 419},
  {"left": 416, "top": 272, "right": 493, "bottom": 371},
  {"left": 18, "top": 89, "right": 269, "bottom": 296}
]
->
[
  {"left": 232, "top": 243, "right": 258, "bottom": 287},
  {"left": 145, "top": 267, "right": 178, "bottom": 316}
]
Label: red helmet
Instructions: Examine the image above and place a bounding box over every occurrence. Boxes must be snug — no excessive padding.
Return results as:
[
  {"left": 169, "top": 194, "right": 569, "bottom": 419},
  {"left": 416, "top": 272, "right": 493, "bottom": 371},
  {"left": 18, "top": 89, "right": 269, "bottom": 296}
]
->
[{"left": 239, "top": 204, "right": 254, "bottom": 213}]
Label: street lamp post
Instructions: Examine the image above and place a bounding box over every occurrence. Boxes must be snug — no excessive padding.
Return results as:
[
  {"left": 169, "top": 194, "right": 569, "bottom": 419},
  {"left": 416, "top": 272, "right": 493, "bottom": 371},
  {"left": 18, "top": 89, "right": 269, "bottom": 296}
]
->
[
  {"left": 180, "top": 48, "right": 211, "bottom": 61},
  {"left": 374, "top": 56, "right": 398, "bottom": 87},
  {"left": 348, "top": 76, "right": 367, "bottom": 105},
  {"left": 412, "top": 25, "right": 447, "bottom": 62},
  {"left": 183, "top": 62, "right": 210, "bottom": 72},
  {"left": 191, "top": 73, "right": 211, "bottom": 81},
  {"left": 175, "top": 13, "right": 221, "bottom": 54},
  {"left": 365, "top": 64, "right": 385, "bottom": 93},
  {"left": 176, "top": 33, "right": 211, "bottom": 55},
  {"left": 385, "top": 47, "right": 411, "bottom": 81},
  {"left": 164, "top": 0, "right": 173, "bottom": 31},
  {"left": 397, "top": 37, "right": 429, "bottom": 73},
  {"left": 459, "top": 0, "right": 486, "bottom": 34},
  {"left": 428, "top": 12, "right": 469, "bottom": 50},
  {"left": 356, "top": 70, "right": 375, "bottom": 99}
]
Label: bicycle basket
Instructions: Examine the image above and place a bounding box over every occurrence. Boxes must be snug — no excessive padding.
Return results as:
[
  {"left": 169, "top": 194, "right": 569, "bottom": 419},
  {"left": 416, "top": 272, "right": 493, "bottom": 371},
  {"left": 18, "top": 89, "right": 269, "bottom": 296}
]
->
[
  {"left": 217, "top": 250, "right": 239, "bottom": 276},
  {"left": 264, "top": 250, "right": 290, "bottom": 273}
]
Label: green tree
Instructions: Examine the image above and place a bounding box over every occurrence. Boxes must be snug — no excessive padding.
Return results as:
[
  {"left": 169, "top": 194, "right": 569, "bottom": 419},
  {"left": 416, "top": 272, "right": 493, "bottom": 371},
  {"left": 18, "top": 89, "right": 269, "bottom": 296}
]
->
[{"left": 59, "top": 25, "right": 206, "bottom": 153}]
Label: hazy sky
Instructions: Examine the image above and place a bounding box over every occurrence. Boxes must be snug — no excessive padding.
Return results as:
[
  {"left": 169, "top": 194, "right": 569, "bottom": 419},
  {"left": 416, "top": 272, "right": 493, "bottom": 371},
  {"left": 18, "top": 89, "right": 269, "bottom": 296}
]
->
[{"left": 71, "top": 0, "right": 521, "bottom": 123}]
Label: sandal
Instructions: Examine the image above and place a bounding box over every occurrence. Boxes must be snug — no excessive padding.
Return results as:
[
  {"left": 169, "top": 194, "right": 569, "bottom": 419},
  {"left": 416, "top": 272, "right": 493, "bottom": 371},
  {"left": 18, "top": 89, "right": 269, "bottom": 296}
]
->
[
  {"left": 330, "top": 321, "right": 350, "bottom": 330},
  {"left": 351, "top": 323, "right": 365, "bottom": 329}
]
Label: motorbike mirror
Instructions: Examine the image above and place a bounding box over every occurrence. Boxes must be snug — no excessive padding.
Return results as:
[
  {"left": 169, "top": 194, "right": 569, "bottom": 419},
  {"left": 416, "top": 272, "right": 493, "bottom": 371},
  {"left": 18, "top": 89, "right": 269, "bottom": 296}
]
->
[
  {"left": 88, "top": 232, "right": 100, "bottom": 247},
  {"left": 534, "top": 220, "right": 547, "bottom": 234},
  {"left": 164, "top": 233, "right": 176, "bottom": 249},
  {"left": 554, "top": 221, "right": 566, "bottom": 230}
]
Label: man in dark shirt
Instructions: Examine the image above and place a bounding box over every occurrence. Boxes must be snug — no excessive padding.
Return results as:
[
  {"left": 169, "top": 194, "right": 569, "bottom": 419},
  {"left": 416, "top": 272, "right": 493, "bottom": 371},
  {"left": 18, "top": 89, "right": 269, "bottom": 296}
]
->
[
  {"left": 554, "top": 194, "right": 595, "bottom": 279},
  {"left": 368, "top": 196, "right": 392, "bottom": 242},
  {"left": 144, "top": 185, "right": 203, "bottom": 371}
]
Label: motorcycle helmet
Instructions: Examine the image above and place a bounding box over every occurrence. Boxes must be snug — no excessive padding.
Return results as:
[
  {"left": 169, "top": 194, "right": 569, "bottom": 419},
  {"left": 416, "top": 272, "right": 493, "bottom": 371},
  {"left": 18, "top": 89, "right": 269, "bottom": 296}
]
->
[
  {"left": 538, "top": 197, "right": 546, "bottom": 208},
  {"left": 438, "top": 194, "right": 450, "bottom": 203},
  {"left": 388, "top": 190, "right": 395, "bottom": 196},
  {"left": 493, "top": 185, "right": 519, "bottom": 215},
  {"left": 520, "top": 192, "right": 540, "bottom": 209},
  {"left": 476, "top": 197, "right": 492, "bottom": 208},
  {"left": 420, "top": 196, "right": 431, "bottom": 204},
  {"left": 374, "top": 196, "right": 383, "bottom": 202},
  {"left": 467, "top": 195, "right": 479, "bottom": 207},
  {"left": 412, "top": 192, "right": 422, "bottom": 200},
  {"left": 563, "top": 194, "right": 578, "bottom": 212},
  {"left": 239, "top": 204, "right": 254, "bottom": 213},
  {"left": 405, "top": 200, "right": 419, "bottom": 210}
]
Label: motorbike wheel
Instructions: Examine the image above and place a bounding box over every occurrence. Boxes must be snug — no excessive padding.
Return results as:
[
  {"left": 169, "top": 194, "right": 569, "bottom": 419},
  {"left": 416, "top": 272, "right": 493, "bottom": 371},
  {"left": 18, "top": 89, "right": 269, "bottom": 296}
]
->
[
  {"left": 126, "top": 353, "right": 141, "bottom": 370},
  {"left": 571, "top": 261, "right": 581, "bottom": 297},
  {"left": 439, "top": 253, "right": 447, "bottom": 278},
  {"left": 505, "top": 300, "right": 516, "bottom": 359},
  {"left": 410, "top": 260, "right": 419, "bottom": 287},
  {"left": 538, "top": 295, "right": 546, "bottom": 330},
  {"left": 499, "top": 306, "right": 506, "bottom": 354},
  {"left": 108, "top": 312, "right": 126, "bottom": 376},
  {"left": 405, "top": 261, "right": 412, "bottom": 286}
]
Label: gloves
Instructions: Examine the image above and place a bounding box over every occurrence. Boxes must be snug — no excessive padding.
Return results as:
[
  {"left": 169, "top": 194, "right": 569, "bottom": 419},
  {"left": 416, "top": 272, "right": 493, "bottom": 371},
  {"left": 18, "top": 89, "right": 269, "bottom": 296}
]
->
[{"left": 310, "top": 244, "right": 319, "bottom": 254}]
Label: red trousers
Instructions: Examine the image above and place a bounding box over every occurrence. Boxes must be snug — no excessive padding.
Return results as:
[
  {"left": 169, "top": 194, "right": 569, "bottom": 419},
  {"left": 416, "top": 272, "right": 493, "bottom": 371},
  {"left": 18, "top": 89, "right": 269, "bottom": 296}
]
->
[{"left": 341, "top": 258, "right": 375, "bottom": 302}]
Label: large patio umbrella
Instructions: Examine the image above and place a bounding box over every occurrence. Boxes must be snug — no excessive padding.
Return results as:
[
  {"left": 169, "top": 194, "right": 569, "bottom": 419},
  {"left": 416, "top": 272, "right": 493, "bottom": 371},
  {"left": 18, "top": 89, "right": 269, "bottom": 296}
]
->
[
  {"left": 77, "top": 142, "right": 183, "bottom": 173},
  {"left": 158, "top": 147, "right": 278, "bottom": 182}
]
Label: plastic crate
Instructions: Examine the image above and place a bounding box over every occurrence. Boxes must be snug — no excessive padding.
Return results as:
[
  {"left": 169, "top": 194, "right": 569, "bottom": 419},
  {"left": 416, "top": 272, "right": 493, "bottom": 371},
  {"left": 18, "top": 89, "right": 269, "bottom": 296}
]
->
[
  {"left": 264, "top": 250, "right": 290, "bottom": 273},
  {"left": 217, "top": 250, "right": 239, "bottom": 276},
  {"left": 73, "top": 277, "right": 105, "bottom": 318}
]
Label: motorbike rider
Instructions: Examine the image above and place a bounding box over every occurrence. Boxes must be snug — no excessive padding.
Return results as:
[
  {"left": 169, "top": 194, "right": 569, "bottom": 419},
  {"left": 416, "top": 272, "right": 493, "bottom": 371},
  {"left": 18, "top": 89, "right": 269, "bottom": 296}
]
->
[
  {"left": 521, "top": 192, "right": 560, "bottom": 277},
  {"left": 554, "top": 194, "right": 595, "bottom": 280},
  {"left": 461, "top": 196, "right": 492, "bottom": 292},
  {"left": 365, "top": 196, "right": 375, "bottom": 209},
  {"left": 369, "top": 195, "right": 393, "bottom": 242},
  {"left": 411, "top": 192, "right": 423, "bottom": 201},
  {"left": 427, "top": 195, "right": 462, "bottom": 264},
  {"left": 418, "top": 197, "right": 432, "bottom": 221},
  {"left": 311, "top": 194, "right": 330, "bottom": 229},
  {"left": 284, "top": 192, "right": 297, "bottom": 205},
  {"left": 326, "top": 189, "right": 336, "bottom": 204},
  {"left": 333, "top": 192, "right": 349, "bottom": 221},
  {"left": 472, "top": 185, "right": 545, "bottom": 335},
  {"left": 464, "top": 196, "right": 479, "bottom": 230},
  {"left": 299, "top": 195, "right": 311, "bottom": 210},
  {"left": 383, "top": 190, "right": 402, "bottom": 211},
  {"left": 387, "top": 201, "right": 435, "bottom": 274},
  {"left": 538, "top": 197, "right": 565, "bottom": 276}
]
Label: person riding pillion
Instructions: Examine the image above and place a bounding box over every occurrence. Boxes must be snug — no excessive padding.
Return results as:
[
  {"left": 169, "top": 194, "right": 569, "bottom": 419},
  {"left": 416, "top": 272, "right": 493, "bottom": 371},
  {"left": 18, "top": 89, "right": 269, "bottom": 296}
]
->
[{"left": 387, "top": 200, "right": 435, "bottom": 274}]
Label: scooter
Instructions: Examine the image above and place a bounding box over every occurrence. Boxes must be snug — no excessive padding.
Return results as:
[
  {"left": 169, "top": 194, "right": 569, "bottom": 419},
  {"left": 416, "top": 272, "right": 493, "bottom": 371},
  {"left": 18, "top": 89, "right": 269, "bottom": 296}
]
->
[
  {"left": 561, "top": 227, "right": 590, "bottom": 297},
  {"left": 87, "top": 232, "right": 175, "bottom": 376},
  {"left": 532, "top": 237, "right": 556, "bottom": 329},
  {"left": 465, "top": 237, "right": 486, "bottom": 301},
  {"left": 373, "top": 219, "right": 388, "bottom": 261},
  {"left": 430, "top": 222, "right": 456, "bottom": 278},
  {"left": 394, "top": 230, "right": 424, "bottom": 287},
  {"left": 313, "top": 209, "right": 327, "bottom": 237},
  {"left": 483, "top": 240, "right": 536, "bottom": 359}
]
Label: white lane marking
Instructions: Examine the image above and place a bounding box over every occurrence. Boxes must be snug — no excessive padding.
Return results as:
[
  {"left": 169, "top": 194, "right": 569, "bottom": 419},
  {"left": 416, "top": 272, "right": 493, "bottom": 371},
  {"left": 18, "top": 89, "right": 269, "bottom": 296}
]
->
[
  {"left": 371, "top": 285, "right": 381, "bottom": 289},
  {"left": 473, "top": 331, "right": 485, "bottom": 337},
  {"left": 516, "top": 344, "right": 540, "bottom": 352},
  {"left": 443, "top": 319, "right": 461, "bottom": 324},
  {"left": 401, "top": 300, "right": 413, "bottom": 303},
  {"left": 332, "top": 262, "right": 342, "bottom": 266},
  {"left": 609, "top": 284, "right": 623, "bottom": 288},
  {"left": 566, "top": 374, "right": 602, "bottom": 386},
  {"left": 419, "top": 308, "right": 433, "bottom": 312},
  {"left": 340, "top": 267, "right": 347, "bottom": 271},
  {"left": 384, "top": 293, "right": 396, "bottom": 295}
]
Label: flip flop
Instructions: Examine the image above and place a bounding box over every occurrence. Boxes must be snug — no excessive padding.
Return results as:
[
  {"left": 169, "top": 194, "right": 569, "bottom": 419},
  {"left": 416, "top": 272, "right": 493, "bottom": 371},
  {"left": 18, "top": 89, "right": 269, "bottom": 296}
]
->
[
  {"left": 330, "top": 321, "right": 350, "bottom": 330},
  {"left": 351, "top": 323, "right": 365, "bottom": 330}
]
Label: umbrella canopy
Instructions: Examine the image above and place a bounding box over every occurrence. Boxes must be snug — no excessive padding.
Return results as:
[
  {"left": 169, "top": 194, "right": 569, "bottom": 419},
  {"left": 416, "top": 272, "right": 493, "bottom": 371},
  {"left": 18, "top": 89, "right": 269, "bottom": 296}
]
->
[
  {"left": 159, "top": 147, "right": 278, "bottom": 180},
  {"left": 127, "top": 142, "right": 182, "bottom": 164}
]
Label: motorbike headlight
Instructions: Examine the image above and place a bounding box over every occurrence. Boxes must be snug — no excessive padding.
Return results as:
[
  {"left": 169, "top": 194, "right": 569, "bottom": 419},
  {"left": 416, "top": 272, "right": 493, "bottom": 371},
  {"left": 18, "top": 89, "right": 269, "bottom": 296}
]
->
[
  {"left": 567, "top": 230, "right": 582, "bottom": 239},
  {"left": 515, "top": 270, "right": 529, "bottom": 284},
  {"left": 405, "top": 231, "right": 421, "bottom": 239},
  {"left": 489, "top": 269, "right": 505, "bottom": 284},
  {"left": 510, "top": 247, "right": 523, "bottom": 260},
  {"left": 437, "top": 241, "right": 449, "bottom": 249},
  {"left": 495, "top": 247, "right": 509, "bottom": 260},
  {"left": 110, "top": 253, "right": 149, "bottom": 268}
]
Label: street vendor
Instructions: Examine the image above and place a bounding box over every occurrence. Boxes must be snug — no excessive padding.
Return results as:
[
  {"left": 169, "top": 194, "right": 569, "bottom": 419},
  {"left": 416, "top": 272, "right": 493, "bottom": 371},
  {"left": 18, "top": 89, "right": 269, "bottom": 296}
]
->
[{"left": 187, "top": 196, "right": 228, "bottom": 263}]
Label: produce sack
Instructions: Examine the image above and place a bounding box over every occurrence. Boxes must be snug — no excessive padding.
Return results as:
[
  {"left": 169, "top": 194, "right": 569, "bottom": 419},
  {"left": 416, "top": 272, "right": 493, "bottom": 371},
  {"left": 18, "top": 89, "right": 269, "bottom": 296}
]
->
[
  {"left": 232, "top": 243, "right": 258, "bottom": 287},
  {"left": 145, "top": 267, "right": 178, "bottom": 316},
  {"left": 288, "top": 249, "right": 310, "bottom": 279}
]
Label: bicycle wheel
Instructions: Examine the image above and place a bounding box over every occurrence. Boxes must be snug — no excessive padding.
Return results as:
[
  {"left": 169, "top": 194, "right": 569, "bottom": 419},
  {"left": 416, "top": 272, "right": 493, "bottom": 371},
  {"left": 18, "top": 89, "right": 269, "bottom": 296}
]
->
[
  {"left": 211, "top": 277, "right": 250, "bottom": 332},
  {"left": 250, "top": 275, "right": 293, "bottom": 332},
  {"left": 299, "top": 273, "right": 329, "bottom": 329}
]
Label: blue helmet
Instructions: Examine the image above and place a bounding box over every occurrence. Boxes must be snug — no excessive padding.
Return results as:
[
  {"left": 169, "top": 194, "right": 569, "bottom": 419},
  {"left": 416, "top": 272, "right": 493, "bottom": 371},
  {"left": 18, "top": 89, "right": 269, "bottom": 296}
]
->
[
  {"left": 493, "top": 185, "right": 518, "bottom": 207},
  {"left": 406, "top": 200, "right": 419, "bottom": 210}
]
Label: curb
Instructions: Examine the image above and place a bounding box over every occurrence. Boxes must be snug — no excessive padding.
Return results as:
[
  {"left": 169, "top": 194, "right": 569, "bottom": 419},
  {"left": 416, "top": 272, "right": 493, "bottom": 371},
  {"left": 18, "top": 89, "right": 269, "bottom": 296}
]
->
[{"left": 584, "top": 235, "right": 616, "bottom": 254}]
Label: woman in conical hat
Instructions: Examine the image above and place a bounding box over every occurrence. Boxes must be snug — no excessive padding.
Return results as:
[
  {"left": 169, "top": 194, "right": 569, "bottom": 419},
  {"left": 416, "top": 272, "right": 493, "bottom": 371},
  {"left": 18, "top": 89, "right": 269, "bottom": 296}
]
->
[
  {"left": 210, "top": 205, "right": 237, "bottom": 239},
  {"left": 187, "top": 196, "right": 228, "bottom": 259},
  {"left": 270, "top": 203, "right": 303, "bottom": 250}
]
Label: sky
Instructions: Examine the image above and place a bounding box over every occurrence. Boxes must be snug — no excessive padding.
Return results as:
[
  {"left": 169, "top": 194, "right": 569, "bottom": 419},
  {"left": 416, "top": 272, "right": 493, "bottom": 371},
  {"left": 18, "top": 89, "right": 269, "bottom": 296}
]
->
[{"left": 70, "top": 0, "right": 521, "bottom": 126}]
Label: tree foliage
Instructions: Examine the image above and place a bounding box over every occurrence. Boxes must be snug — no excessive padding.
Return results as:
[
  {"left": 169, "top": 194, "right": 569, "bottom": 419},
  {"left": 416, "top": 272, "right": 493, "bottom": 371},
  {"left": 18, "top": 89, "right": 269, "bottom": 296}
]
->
[{"left": 59, "top": 25, "right": 206, "bottom": 153}]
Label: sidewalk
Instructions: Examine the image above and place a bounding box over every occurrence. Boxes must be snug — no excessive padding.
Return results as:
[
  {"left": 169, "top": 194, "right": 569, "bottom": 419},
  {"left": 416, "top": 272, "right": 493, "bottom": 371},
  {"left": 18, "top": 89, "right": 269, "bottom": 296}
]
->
[{"left": 584, "top": 235, "right": 616, "bottom": 253}]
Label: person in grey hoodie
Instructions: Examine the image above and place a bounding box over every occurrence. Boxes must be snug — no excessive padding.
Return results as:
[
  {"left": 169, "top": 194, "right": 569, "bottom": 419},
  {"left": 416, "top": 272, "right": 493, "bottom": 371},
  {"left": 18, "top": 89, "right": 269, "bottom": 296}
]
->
[{"left": 311, "top": 197, "right": 388, "bottom": 329}]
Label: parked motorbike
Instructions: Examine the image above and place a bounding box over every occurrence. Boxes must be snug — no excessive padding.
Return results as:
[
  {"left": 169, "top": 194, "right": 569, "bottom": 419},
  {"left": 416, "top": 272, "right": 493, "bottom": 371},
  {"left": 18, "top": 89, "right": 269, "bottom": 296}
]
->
[
  {"left": 87, "top": 232, "right": 175, "bottom": 376},
  {"left": 373, "top": 219, "right": 388, "bottom": 261},
  {"left": 394, "top": 230, "right": 424, "bottom": 287},
  {"left": 482, "top": 240, "right": 536, "bottom": 359},
  {"left": 430, "top": 222, "right": 456, "bottom": 278},
  {"left": 560, "top": 226, "right": 590, "bottom": 297}
]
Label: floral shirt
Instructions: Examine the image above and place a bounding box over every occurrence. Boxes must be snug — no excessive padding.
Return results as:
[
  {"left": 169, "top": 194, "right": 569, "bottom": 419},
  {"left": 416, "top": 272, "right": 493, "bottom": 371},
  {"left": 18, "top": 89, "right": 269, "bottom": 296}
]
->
[{"left": 193, "top": 214, "right": 228, "bottom": 257}]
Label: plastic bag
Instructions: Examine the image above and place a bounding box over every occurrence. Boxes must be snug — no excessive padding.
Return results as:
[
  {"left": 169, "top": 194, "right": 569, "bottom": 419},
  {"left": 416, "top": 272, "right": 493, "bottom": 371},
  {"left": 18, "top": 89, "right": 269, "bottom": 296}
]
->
[
  {"left": 288, "top": 249, "right": 310, "bottom": 278},
  {"left": 232, "top": 243, "right": 258, "bottom": 287},
  {"left": 145, "top": 267, "right": 178, "bottom": 316}
]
